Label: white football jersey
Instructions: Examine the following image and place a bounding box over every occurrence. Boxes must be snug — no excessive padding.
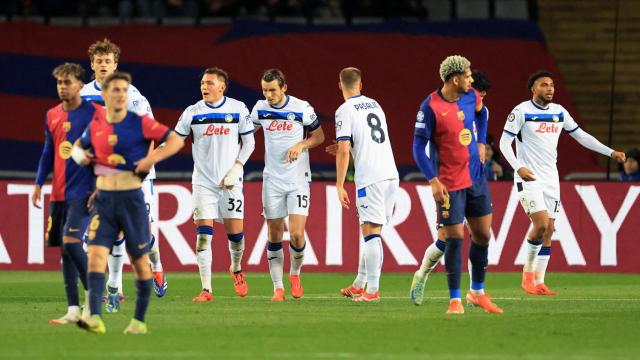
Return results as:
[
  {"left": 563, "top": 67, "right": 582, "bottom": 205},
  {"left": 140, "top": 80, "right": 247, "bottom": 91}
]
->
[
  {"left": 80, "top": 79, "right": 157, "bottom": 179},
  {"left": 251, "top": 95, "right": 320, "bottom": 185},
  {"left": 503, "top": 100, "right": 580, "bottom": 183},
  {"left": 335, "top": 95, "right": 399, "bottom": 189},
  {"left": 175, "top": 97, "right": 254, "bottom": 188}
]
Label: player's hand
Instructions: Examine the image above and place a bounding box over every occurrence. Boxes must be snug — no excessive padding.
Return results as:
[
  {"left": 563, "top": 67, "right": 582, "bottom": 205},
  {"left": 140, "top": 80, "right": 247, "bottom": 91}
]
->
[
  {"left": 337, "top": 186, "right": 350, "bottom": 209},
  {"left": 285, "top": 143, "right": 305, "bottom": 163},
  {"left": 31, "top": 185, "right": 42, "bottom": 209},
  {"left": 429, "top": 178, "right": 448, "bottom": 203},
  {"left": 87, "top": 190, "right": 98, "bottom": 212},
  {"left": 325, "top": 142, "right": 338, "bottom": 156},
  {"left": 478, "top": 143, "right": 487, "bottom": 164},
  {"left": 611, "top": 151, "right": 626, "bottom": 163},
  {"left": 134, "top": 156, "right": 154, "bottom": 175},
  {"left": 517, "top": 167, "right": 536, "bottom": 181}
]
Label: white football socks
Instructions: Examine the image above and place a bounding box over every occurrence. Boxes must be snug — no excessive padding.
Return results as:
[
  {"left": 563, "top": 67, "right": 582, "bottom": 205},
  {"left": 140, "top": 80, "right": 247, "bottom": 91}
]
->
[
  {"left": 363, "top": 235, "right": 383, "bottom": 293},
  {"left": 228, "top": 233, "right": 245, "bottom": 273},
  {"left": 196, "top": 229, "right": 213, "bottom": 292},
  {"left": 267, "top": 243, "right": 284, "bottom": 289},
  {"left": 353, "top": 250, "right": 367, "bottom": 289},
  {"left": 289, "top": 243, "right": 305, "bottom": 276},
  {"left": 148, "top": 234, "right": 163, "bottom": 272},
  {"left": 524, "top": 239, "right": 542, "bottom": 272},
  {"left": 107, "top": 239, "right": 126, "bottom": 292}
]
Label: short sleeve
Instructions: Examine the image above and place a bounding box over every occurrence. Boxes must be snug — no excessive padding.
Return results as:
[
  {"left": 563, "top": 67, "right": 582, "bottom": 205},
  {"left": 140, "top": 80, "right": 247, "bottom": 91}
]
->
[
  {"left": 503, "top": 107, "right": 525, "bottom": 136},
  {"left": 335, "top": 106, "right": 352, "bottom": 141},
  {"left": 562, "top": 107, "right": 579, "bottom": 133},
  {"left": 414, "top": 99, "right": 436, "bottom": 139},
  {"left": 239, "top": 105, "right": 255, "bottom": 135},
  {"left": 303, "top": 103, "right": 320, "bottom": 131},
  {"left": 174, "top": 108, "right": 192, "bottom": 137},
  {"left": 250, "top": 104, "right": 260, "bottom": 126},
  {"left": 141, "top": 115, "right": 171, "bottom": 143}
]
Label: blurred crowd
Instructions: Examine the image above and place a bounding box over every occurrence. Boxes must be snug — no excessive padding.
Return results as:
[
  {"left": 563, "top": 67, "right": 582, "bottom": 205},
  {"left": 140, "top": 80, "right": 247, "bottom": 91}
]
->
[{"left": 4, "top": 0, "right": 430, "bottom": 20}]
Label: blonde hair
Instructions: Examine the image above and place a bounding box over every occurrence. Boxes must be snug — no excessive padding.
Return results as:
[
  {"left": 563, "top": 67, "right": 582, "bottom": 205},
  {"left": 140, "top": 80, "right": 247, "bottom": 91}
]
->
[
  {"left": 339, "top": 67, "right": 362, "bottom": 89},
  {"left": 439, "top": 55, "right": 470, "bottom": 82}
]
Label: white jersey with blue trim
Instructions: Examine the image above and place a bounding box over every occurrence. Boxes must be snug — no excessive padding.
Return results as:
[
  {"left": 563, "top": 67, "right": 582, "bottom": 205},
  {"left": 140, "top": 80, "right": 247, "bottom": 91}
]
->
[
  {"left": 335, "top": 94, "right": 398, "bottom": 189},
  {"left": 175, "top": 97, "right": 254, "bottom": 188},
  {"left": 503, "top": 100, "right": 579, "bottom": 183},
  {"left": 80, "top": 79, "right": 157, "bottom": 179},
  {"left": 251, "top": 95, "right": 319, "bottom": 185}
]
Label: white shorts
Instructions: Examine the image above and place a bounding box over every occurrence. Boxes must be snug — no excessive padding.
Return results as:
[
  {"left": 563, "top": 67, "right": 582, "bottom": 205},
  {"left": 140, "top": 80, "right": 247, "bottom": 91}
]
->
[
  {"left": 262, "top": 177, "right": 310, "bottom": 219},
  {"left": 141, "top": 178, "right": 155, "bottom": 223},
  {"left": 192, "top": 183, "right": 244, "bottom": 222},
  {"left": 516, "top": 180, "right": 561, "bottom": 219},
  {"left": 356, "top": 179, "right": 399, "bottom": 225}
]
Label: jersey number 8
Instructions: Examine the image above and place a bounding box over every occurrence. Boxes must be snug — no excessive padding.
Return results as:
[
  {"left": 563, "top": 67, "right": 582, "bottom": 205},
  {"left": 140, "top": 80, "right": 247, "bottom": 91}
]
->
[{"left": 367, "top": 113, "right": 386, "bottom": 144}]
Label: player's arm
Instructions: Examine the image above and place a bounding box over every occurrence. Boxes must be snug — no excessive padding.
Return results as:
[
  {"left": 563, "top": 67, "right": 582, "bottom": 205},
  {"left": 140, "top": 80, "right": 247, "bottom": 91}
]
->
[
  {"left": 499, "top": 109, "right": 535, "bottom": 181},
  {"left": 223, "top": 109, "right": 256, "bottom": 188},
  {"left": 136, "top": 117, "right": 184, "bottom": 174},
  {"left": 334, "top": 107, "right": 352, "bottom": 208},
  {"left": 563, "top": 110, "right": 625, "bottom": 163},
  {"left": 412, "top": 103, "right": 447, "bottom": 202},
  {"left": 71, "top": 126, "right": 95, "bottom": 167},
  {"left": 33, "top": 120, "right": 54, "bottom": 209},
  {"left": 476, "top": 105, "right": 489, "bottom": 163},
  {"left": 286, "top": 108, "right": 324, "bottom": 162}
]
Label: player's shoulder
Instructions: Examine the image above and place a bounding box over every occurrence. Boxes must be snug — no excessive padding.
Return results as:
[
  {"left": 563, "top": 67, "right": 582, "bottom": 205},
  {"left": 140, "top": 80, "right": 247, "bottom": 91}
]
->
[
  {"left": 548, "top": 102, "right": 568, "bottom": 113},
  {"left": 287, "top": 95, "right": 311, "bottom": 109},
  {"left": 46, "top": 103, "right": 64, "bottom": 121},
  {"left": 252, "top": 99, "right": 269, "bottom": 111},
  {"left": 127, "top": 83, "right": 142, "bottom": 95},
  {"left": 512, "top": 100, "right": 531, "bottom": 113},
  {"left": 223, "top": 96, "right": 248, "bottom": 110}
]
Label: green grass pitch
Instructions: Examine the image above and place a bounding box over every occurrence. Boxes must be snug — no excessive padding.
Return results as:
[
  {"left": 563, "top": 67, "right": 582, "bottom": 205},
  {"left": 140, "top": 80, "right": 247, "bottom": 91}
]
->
[{"left": 0, "top": 271, "right": 638, "bottom": 359}]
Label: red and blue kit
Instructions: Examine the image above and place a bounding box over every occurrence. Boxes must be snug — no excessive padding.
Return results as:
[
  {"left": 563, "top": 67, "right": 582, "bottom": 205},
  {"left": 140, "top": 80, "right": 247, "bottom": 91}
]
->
[
  {"left": 79, "top": 111, "right": 171, "bottom": 256},
  {"left": 413, "top": 88, "right": 492, "bottom": 225},
  {"left": 35, "top": 100, "right": 101, "bottom": 246}
]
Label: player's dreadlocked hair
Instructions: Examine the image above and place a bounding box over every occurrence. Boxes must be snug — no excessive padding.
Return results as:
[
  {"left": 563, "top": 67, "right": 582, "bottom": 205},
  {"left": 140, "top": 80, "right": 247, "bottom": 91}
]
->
[
  {"left": 439, "top": 55, "right": 471, "bottom": 82},
  {"left": 52, "top": 63, "right": 85, "bottom": 82}
]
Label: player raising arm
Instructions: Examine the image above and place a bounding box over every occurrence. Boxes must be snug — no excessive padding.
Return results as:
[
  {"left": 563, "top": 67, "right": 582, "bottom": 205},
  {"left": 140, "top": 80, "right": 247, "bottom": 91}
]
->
[{"left": 499, "top": 71, "right": 625, "bottom": 295}]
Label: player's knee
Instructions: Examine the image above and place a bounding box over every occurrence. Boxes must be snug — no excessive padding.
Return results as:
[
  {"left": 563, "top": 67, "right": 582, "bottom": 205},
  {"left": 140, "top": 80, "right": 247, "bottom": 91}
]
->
[
  {"left": 472, "top": 233, "right": 491, "bottom": 245},
  {"left": 289, "top": 232, "right": 305, "bottom": 248}
]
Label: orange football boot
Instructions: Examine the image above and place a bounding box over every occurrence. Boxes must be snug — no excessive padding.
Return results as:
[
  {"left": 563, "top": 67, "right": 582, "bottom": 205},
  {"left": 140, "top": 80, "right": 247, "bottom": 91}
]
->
[
  {"left": 446, "top": 299, "right": 464, "bottom": 314},
  {"left": 229, "top": 268, "right": 248, "bottom": 297},
  {"left": 522, "top": 271, "right": 537, "bottom": 294},
  {"left": 476, "top": 294, "right": 503, "bottom": 314},
  {"left": 192, "top": 289, "right": 213, "bottom": 302},
  {"left": 340, "top": 285, "right": 364, "bottom": 298},
  {"left": 272, "top": 288, "right": 285, "bottom": 302},
  {"left": 289, "top": 275, "right": 303, "bottom": 299},
  {"left": 534, "top": 283, "right": 558, "bottom": 295}
]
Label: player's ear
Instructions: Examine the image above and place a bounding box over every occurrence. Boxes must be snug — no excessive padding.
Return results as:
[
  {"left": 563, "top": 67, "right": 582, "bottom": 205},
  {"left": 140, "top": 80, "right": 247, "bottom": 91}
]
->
[
  {"left": 338, "top": 82, "right": 342, "bottom": 91},
  {"left": 359, "top": 82, "right": 363, "bottom": 91},
  {"left": 282, "top": 84, "right": 287, "bottom": 93}
]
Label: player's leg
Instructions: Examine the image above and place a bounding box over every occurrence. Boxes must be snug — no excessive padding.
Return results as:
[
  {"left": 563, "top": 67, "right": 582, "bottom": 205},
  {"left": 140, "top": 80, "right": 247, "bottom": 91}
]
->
[
  {"left": 192, "top": 185, "right": 217, "bottom": 302},
  {"left": 352, "top": 180, "right": 397, "bottom": 303},
  {"left": 286, "top": 184, "right": 310, "bottom": 299},
  {"left": 61, "top": 198, "right": 91, "bottom": 315},
  {"left": 340, "top": 245, "right": 366, "bottom": 298},
  {"left": 517, "top": 181, "right": 549, "bottom": 294},
  {"left": 143, "top": 179, "right": 167, "bottom": 298},
  {"left": 263, "top": 179, "right": 287, "bottom": 301},
  {"left": 463, "top": 178, "right": 502, "bottom": 313},
  {"left": 411, "top": 225, "right": 446, "bottom": 305},
  {"left": 533, "top": 193, "right": 559, "bottom": 295},
  {"left": 120, "top": 189, "right": 153, "bottom": 335},
  {"left": 77, "top": 193, "right": 119, "bottom": 334},
  {"left": 222, "top": 186, "right": 248, "bottom": 297},
  {"left": 47, "top": 202, "right": 81, "bottom": 324},
  {"left": 106, "top": 232, "right": 127, "bottom": 312}
]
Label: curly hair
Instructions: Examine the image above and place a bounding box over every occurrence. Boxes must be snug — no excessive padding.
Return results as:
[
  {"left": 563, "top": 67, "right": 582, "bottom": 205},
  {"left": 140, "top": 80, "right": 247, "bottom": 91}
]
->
[
  {"left": 52, "top": 63, "right": 85, "bottom": 82},
  {"left": 88, "top": 38, "right": 121, "bottom": 62},
  {"left": 527, "top": 70, "right": 553, "bottom": 90},
  {"left": 439, "top": 55, "right": 471, "bottom": 82}
]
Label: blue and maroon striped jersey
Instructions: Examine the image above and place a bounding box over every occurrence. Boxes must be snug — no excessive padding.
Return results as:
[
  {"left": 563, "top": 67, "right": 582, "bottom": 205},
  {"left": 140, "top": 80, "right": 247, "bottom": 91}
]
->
[
  {"left": 414, "top": 88, "right": 485, "bottom": 191},
  {"left": 35, "top": 100, "right": 100, "bottom": 201},
  {"left": 79, "top": 111, "right": 170, "bottom": 173}
]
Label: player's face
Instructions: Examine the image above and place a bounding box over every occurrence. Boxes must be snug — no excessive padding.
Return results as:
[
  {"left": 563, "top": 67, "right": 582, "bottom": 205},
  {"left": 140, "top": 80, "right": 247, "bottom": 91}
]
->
[
  {"left": 533, "top": 77, "right": 554, "bottom": 104},
  {"left": 91, "top": 53, "right": 117, "bottom": 82},
  {"left": 261, "top": 80, "right": 287, "bottom": 106},
  {"left": 200, "top": 74, "right": 225, "bottom": 103},
  {"left": 624, "top": 157, "right": 638, "bottom": 175},
  {"left": 56, "top": 75, "right": 82, "bottom": 102},
  {"left": 457, "top": 68, "right": 473, "bottom": 93},
  {"left": 102, "top": 79, "right": 129, "bottom": 112}
]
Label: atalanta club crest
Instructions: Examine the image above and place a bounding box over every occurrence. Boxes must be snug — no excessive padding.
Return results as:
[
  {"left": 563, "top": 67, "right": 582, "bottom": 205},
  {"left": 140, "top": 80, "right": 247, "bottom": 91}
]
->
[
  {"left": 225, "top": 114, "right": 233, "bottom": 123},
  {"left": 287, "top": 113, "right": 296, "bottom": 121}
]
